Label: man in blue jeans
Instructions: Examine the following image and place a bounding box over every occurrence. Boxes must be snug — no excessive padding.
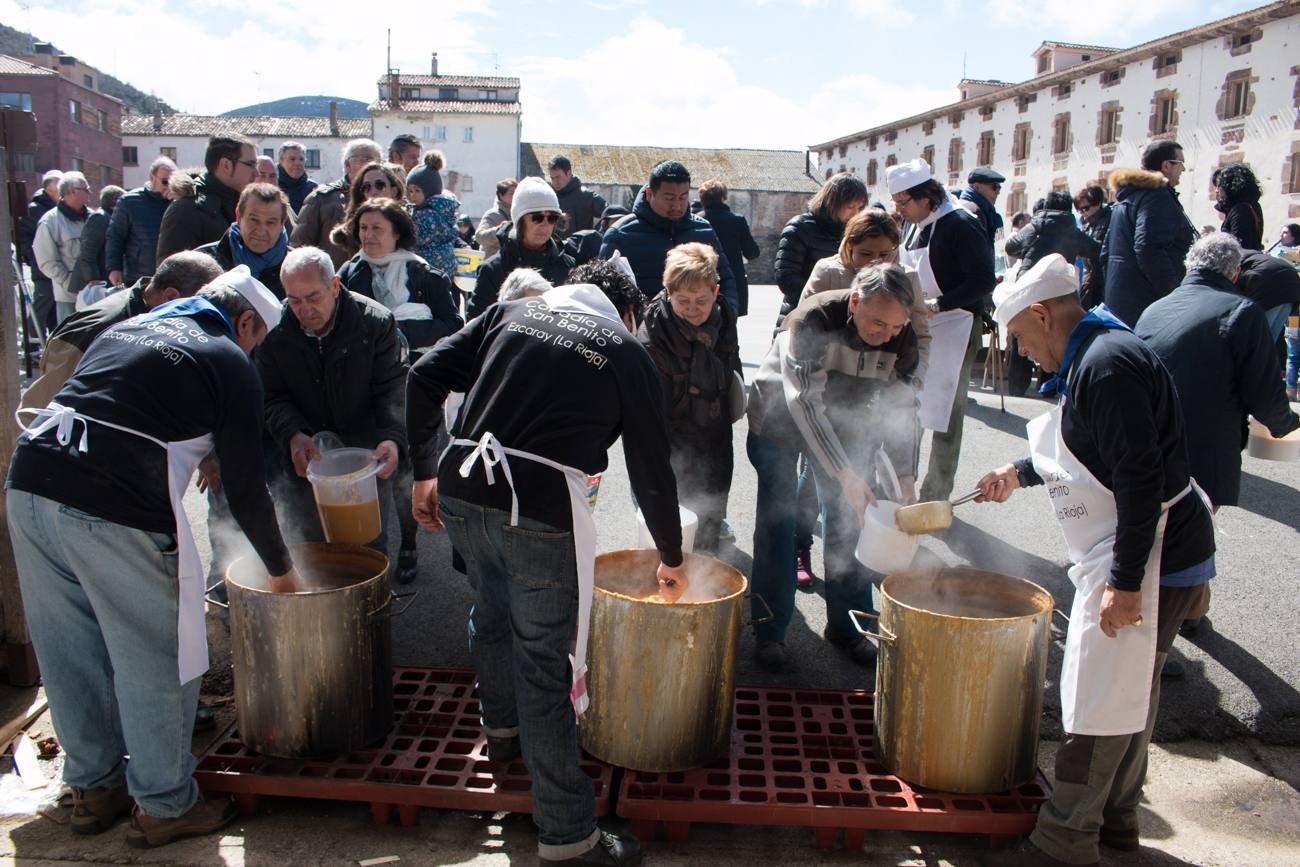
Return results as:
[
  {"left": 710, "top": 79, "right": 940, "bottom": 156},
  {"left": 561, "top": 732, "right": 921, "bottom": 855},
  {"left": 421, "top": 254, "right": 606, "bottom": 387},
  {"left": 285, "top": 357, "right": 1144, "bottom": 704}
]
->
[
  {"left": 6, "top": 269, "right": 299, "bottom": 848},
  {"left": 746, "top": 265, "right": 921, "bottom": 672},
  {"left": 407, "top": 273, "right": 683, "bottom": 866}
]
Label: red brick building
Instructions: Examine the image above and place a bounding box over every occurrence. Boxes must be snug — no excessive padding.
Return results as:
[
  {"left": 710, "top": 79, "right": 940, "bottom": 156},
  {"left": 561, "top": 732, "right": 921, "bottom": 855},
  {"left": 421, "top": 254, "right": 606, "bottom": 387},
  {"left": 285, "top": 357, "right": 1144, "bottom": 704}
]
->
[{"left": 0, "top": 53, "right": 123, "bottom": 196}]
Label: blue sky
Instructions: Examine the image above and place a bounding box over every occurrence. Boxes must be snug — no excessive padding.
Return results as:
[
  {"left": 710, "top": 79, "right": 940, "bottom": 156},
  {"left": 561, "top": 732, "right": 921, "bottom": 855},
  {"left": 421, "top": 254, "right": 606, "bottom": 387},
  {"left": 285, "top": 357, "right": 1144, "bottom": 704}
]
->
[{"left": 2, "top": 0, "right": 1267, "bottom": 149}]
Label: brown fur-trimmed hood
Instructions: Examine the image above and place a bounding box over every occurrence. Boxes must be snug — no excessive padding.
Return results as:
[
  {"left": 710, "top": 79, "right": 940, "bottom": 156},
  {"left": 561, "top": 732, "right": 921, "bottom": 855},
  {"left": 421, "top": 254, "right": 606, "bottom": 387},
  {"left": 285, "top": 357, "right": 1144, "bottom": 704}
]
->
[{"left": 1108, "top": 168, "right": 1167, "bottom": 193}]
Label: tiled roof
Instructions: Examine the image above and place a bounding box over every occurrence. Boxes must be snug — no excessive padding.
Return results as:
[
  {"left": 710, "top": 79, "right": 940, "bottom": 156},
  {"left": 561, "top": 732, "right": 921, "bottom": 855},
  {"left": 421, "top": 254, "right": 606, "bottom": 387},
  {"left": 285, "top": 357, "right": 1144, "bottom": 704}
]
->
[
  {"left": 521, "top": 143, "right": 821, "bottom": 194},
  {"left": 959, "top": 78, "right": 1013, "bottom": 87},
  {"left": 1036, "top": 41, "right": 1120, "bottom": 54},
  {"left": 379, "top": 74, "right": 520, "bottom": 88},
  {"left": 368, "top": 99, "right": 522, "bottom": 115},
  {"left": 0, "top": 55, "right": 59, "bottom": 76},
  {"left": 121, "top": 114, "right": 373, "bottom": 137}
]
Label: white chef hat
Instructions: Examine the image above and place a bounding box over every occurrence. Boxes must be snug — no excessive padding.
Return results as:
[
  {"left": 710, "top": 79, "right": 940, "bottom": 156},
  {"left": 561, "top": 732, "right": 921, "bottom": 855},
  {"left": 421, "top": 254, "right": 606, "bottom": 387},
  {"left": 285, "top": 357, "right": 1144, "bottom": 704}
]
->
[
  {"left": 992, "top": 254, "right": 1080, "bottom": 338},
  {"left": 209, "top": 265, "right": 282, "bottom": 333},
  {"left": 886, "top": 158, "right": 933, "bottom": 194}
]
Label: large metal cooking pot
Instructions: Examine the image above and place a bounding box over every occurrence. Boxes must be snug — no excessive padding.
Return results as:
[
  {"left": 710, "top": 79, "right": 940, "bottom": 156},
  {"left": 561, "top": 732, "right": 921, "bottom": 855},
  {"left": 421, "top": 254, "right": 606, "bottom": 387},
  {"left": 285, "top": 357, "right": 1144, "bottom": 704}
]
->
[
  {"left": 221, "top": 543, "right": 411, "bottom": 758},
  {"left": 580, "top": 549, "right": 746, "bottom": 772},
  {"left": 853, "top": 567, "right": 1053, "bottom": 794}
]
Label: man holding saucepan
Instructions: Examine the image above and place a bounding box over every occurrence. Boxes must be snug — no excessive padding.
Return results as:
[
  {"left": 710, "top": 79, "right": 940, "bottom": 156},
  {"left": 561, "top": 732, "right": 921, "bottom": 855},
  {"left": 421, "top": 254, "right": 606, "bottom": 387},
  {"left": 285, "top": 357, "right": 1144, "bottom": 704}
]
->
[{"left": 975, "top": 254, "right": 1215, "bottom": 867}]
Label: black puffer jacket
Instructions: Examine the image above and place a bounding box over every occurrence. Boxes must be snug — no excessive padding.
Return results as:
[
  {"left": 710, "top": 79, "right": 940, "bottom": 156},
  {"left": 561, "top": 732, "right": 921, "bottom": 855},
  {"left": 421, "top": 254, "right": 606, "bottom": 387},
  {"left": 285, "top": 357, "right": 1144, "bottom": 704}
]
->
[
  {"left": 553, "top": 175, "right": 607, "bottom": 239},
  {"left": 17, "top": 190, "right": 57, "bottom": 277},
  {"left": 1101, "top": 168, "right": 1197, "bottom": 326},
  {"left": 155, "top": 171, "right": 239, "bottom": 260},
  {"left": 1004, "top": 209, "right": 1101, "bottom": 278},
  {"left": 701, "top": 203, "right": 761, "bottom": 316},
  {"left": 256, "top": 290, "right": 408, "bottom": 459},
  {"left": 467, "top": 231, "right": 573, "bottom": 319},
  {"left": 337, "top": 254, "right": 463, "bottom": 350},
  {"left": 774, "top": 212, "right": 843, "bottom": 311},
  {"left": 1219, "top": 200, "right": 1264, "bottom": 252},
  {"left": 1078, "top": 203, "right": 1113, "bottom": 308},
  {"left": 636, "top": 294, "right": 741, "bottom": 430}
]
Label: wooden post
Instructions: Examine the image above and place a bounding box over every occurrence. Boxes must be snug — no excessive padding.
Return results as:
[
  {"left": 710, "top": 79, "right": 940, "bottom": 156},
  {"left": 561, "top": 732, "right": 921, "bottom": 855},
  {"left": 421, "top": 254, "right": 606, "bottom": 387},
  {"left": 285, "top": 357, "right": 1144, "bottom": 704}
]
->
[{"left": 0, "top": 148, "right": 39, "bottom": 687}]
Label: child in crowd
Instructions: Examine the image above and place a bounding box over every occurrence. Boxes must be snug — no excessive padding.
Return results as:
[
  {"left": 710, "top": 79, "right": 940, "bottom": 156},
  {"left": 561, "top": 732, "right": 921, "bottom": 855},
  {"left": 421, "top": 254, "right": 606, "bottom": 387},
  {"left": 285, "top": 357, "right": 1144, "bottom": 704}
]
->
[
  {"left": 637, "top": 243, "right": 743, "bottom": 554},
  {"left": 405, "top": 150, "right": 460, "bottom": 276}
]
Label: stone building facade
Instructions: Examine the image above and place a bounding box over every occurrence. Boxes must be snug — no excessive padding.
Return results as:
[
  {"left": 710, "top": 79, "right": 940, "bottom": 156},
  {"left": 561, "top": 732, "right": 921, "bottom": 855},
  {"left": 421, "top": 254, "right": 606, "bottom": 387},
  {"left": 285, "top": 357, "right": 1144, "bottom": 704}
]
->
[
  {"left": 120, "top": 108, "right": 373, "bottom": 189},
  {"left": 521, "top": 143, "right": 821, "bottom": 283},
  {"left": 809, "top": 0, "right": 1300, "bottom": 237}
]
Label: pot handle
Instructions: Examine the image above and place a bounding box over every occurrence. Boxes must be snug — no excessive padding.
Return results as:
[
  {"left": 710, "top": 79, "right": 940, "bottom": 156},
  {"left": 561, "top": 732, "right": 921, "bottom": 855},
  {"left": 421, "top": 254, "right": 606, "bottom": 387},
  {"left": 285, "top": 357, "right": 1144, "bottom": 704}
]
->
[
  {"left": 745, "top": 591, "right": 774, "bottom": 628},
  {"left": 369, "top": 590, "right": 419, "bottom": 619},
  {"left": 849, "top": 609, "right": 895, "bottom": 644},
  {"left": 203, "top": 582, "right": 229, "bottom": 611},
  {"left": 1050, "top": 608, "right": 1070, "bottom": 642}
]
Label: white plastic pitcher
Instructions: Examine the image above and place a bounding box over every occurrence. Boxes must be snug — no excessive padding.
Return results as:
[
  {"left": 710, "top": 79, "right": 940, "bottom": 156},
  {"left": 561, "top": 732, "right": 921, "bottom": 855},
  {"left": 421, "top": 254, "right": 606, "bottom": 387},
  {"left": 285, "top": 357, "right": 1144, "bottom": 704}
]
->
[
  {"left": 854, "top": 447, "right": 919, "bottom": 575},
  {"left": 854, "top": 501, "right": 920, "bottom": 575},
  {"left": 635, "top": 506, "right": 697, "bottom": 553},
  {"left": 306, "top": 448, "right": 383, "bottom": 545}
]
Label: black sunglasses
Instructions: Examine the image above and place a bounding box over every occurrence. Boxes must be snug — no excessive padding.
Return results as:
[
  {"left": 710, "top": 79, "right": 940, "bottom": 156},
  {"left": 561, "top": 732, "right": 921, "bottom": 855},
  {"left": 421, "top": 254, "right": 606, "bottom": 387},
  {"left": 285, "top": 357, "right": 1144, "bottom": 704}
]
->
[
  {"left": 528, "top": 212, "right": 561, "bottom": 224},
  {"left": 361, "top": 179, "right": 391, "bottom": 193}
]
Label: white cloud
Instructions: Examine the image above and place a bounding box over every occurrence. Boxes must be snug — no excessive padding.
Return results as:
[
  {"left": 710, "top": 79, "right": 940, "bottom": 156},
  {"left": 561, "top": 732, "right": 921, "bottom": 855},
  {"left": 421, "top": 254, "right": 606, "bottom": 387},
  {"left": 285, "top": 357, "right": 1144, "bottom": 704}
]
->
[
  {"left": 755, "top": 0, "right": 912, "bottom": 19},
  {"left": 0, "top": 0, "right": 486, "bottom": 114},
  {"left": 513, "top": 17, "right": 951, "bottom": 150},
  {"left": 989, "top": 0, "right": 1185, "bottom": 39}
]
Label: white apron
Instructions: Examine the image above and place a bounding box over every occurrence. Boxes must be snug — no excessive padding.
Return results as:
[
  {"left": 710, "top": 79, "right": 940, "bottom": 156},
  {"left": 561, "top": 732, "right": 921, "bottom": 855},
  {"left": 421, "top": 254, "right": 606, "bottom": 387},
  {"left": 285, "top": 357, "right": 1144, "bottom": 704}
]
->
[
  {"left": 899, "top": 200, "right": 973, "bottom": 434},
  {"left": 1027, "top": 403, "right": 1200, "bottom": 735},
  {"left": 451, "top": 431, "right": 597, "bottom": 717},
  {"left": 18, "top": 402, "right": 215, "bottom": 684}
]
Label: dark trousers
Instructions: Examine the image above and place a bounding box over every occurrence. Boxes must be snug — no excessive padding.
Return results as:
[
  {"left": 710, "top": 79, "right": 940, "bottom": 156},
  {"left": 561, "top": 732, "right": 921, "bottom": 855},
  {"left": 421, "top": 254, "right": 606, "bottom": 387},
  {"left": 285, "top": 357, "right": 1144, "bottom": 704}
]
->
[
  {"left": 1032, "top": 582, "right": 1208, "bottom": 864},
  {"left": 793, "top": 453, "right": 821, "bottom": 550},
  {"left": 669, "top": 424, "right": 733, "bottom": 555},
  {"left": 747, "top": 432, "right": 799, "bottom": 643}
]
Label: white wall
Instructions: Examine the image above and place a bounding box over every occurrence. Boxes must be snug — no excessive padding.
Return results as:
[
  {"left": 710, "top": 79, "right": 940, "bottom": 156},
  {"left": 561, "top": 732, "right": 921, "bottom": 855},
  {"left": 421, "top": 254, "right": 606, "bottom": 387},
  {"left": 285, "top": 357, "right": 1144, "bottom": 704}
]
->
[
  {"left": 371, "top": 111, "right": 521, "bottom": 217},
  {"left": 121, "top": 135, "right": 354, "bottom": 189},
  {"left": 815, "top": 11, "right": 1299, "bottom": 239}
]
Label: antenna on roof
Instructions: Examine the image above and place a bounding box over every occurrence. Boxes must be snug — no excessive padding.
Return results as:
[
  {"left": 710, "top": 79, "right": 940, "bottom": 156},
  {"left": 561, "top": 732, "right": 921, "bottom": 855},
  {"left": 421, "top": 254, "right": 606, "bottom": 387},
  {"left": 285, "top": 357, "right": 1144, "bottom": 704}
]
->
[
  {"left": 386, "top": 28, "right": 392, "bottom": 76},
  {"left": 962, "top": 52, "right": 967, "bottom": 80}
]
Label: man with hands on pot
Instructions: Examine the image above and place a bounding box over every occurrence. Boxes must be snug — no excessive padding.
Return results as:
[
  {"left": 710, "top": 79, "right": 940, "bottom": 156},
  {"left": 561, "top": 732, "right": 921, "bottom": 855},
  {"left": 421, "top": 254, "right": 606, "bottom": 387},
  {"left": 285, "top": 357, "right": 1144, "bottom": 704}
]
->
[
  {"left": 256, "top": 247, "right": 405, "bottom": 550},
  {"left": 974, "top": 254, "right": 1214, "bottom": 867}
]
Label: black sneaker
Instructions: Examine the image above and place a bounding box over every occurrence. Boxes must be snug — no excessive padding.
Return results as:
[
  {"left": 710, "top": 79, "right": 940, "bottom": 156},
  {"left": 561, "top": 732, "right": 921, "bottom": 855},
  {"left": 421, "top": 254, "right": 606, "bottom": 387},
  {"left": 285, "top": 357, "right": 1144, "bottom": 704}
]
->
[
  {"left": 395, "top": 549, "right": 418, "bottom": 585},
  {"left": 823, "top": 626, "right": 878, "bottom": 667},
  {"left": 542, "top": 830, "right": 643, "bottom": 865},
  {"left": 755, "top": 640, "right": 786, "bottom": 672},
  {"left": 718, "top": 519, "right": 735, "bottom": 542},
  {"left": 1160, "top": 657, "right": 1186, "bottom": 680}
]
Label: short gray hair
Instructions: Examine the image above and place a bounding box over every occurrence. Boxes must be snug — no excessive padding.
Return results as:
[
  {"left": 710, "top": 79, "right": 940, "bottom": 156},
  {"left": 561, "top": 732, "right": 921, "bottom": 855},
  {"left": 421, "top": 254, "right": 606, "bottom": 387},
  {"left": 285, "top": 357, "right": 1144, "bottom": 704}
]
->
[
  {"left": 851, "top": 263, "right": 914, "bottom": 309},
  {"left": 198, "top": 283, "right": 258, "bottom": 327},
  {"left": 281, "top": 246, "right": 336, "bottom": 287},
  {"left": 500, "top": 268, "right": 552, "bottom": 302},
  {"left": 277, "top": 141, "right": 305, "bottom": 160},
  {"left": 148, "top": 156, "right": 176, "bottom": 175},
  {"left": 1185, "top": 231, "right": 1242, "bottom": 279},
  {"left": 343, "top": 138, "right": 382, "bottom": 169},
  {"left": 57, "top": 171, "right": 88, "bottom": 197}
]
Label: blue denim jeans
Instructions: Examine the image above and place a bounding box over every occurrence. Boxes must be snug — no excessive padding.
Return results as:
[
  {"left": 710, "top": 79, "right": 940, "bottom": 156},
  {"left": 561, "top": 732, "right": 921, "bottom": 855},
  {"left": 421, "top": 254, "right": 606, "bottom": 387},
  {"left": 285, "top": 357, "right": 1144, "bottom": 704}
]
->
[
  {"left": 808, "top": 462, "right": 877, "bottom": 639},
  {"left": 747, "top": 432, "right": 800, "bottom": 643},
  {"left": 438, "top": 495, "right": 599, "bottom": 860},
  {"left": 6, "top": 490, "right": 200, "bottom": 818},
  {"left": 793, "top": 453, "right": 821, "bottom": 550}
]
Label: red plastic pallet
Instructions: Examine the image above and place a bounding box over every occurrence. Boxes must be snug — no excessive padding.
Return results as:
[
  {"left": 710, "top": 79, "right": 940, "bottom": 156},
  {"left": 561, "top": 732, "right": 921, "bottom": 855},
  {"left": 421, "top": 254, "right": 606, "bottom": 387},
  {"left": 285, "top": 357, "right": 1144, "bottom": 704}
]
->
[
  {"left": 616, "top": 685, "right": 1050, "bottom": 850},
  {"left": 195, "top": 666, "right": 613, "bottom": 826}
]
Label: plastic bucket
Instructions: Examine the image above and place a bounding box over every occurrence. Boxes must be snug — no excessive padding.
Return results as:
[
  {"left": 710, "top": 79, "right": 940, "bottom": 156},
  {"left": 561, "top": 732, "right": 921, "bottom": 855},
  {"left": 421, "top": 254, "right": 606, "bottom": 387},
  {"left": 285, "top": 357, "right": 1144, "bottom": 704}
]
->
[
  {"left": 1246, "top": 417, "right": 1300, "bottom": 462},
  {"left": 306, "top": 448, "right": 383, "bottom": 544},
  {"left": 854, "top": 501, "right": 920, "bottom": 575},
  {"left": 635, "top": 506, "right": 697, "bottom": 553}
]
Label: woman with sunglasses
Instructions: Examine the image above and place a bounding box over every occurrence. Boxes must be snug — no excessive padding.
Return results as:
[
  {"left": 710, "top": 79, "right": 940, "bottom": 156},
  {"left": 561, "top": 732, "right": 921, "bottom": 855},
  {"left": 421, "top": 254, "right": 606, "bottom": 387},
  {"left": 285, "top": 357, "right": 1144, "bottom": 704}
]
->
[
  {"left": 1073, "top": 184, "right": 1113, "bottom": 309},
  {"left": 466, "top": 177, "right": 574, "bottom": 319},
  {"left": 329, "top": 161, "right": 407, "bottom": 261}
]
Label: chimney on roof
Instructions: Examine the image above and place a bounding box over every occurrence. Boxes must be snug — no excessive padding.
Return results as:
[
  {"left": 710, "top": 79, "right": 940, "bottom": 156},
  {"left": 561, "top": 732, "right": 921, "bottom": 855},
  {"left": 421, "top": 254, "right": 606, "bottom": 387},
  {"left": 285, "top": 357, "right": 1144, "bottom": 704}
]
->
[
  {"left": 388, "top": 72, "right": 401, "bottom": 108},
  {"left": 152, "top": 108, "right": 162, "bottom": 132},
  {"left": 329, "top": 100, "right": 339, "bottom": 136},
  {"left": 33, "top": 43, "right": 53, "bottom": 55},
  {"left": 431, "top": 52, "right": 438, "bottom": 77}
]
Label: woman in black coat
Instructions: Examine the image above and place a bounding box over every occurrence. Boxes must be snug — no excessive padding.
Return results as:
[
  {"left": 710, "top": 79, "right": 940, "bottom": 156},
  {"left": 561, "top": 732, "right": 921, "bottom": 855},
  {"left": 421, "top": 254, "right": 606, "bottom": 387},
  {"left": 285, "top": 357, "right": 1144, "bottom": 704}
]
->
[
  {"left": 467, "top": 182, "right": 574, "bottom": 319},
  {"left": 1213, "top": 162, "right": 1264, "bottom": 252},
  {"left": 336, "top": 198, "right": 462, "bottom": 354},
  {"left": 774, "top": 173, "right": 867, "bottom": 318}
]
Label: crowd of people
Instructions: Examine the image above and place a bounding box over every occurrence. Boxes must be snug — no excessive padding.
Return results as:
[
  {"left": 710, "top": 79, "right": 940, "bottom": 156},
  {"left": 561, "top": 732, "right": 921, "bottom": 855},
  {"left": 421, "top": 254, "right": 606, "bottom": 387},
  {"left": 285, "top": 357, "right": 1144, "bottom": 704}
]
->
[{"left": 7, "top": 128, "right": 1299, "bottom": 866}]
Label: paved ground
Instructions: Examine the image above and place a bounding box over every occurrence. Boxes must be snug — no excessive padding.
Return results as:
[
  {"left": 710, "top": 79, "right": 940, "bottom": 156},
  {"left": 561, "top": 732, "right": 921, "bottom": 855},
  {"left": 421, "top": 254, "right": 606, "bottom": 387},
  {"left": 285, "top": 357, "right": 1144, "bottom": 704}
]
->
[{"left": 0, "top": 285, "right": 1296, "bottom": 864}]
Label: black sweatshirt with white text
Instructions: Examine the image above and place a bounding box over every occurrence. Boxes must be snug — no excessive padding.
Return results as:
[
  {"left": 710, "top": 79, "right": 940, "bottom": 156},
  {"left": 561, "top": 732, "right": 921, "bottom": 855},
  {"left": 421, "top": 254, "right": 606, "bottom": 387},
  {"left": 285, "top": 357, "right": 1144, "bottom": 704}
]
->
[{"left": 407, "top": 296, "right": 683, "bottom": 565}]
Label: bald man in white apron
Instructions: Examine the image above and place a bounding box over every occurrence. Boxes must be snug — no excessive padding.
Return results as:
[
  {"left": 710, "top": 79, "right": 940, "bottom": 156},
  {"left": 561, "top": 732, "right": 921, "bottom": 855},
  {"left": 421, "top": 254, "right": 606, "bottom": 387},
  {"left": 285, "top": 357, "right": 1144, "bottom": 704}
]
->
[{"left": 976, "top": 255, "right": 1215, "bottom": 866}]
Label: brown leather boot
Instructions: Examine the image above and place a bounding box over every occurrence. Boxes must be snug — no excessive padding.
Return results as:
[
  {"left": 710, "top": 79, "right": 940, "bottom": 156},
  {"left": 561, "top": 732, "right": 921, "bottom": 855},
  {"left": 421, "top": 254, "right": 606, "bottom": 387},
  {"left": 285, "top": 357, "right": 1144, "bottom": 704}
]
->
[
  {"left": 125, "top": 796, "right": 237, "bottom": 848},
  {"left": 70, "top": 784, "right": 133, "bottom": 835}
]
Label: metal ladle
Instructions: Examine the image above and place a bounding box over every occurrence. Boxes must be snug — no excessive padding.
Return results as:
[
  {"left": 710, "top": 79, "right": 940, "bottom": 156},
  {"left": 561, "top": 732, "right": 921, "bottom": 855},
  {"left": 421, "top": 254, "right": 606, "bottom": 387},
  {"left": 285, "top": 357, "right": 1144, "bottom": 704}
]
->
[{"left": 893, "top": 488, "right": 982, "bottom": 535}]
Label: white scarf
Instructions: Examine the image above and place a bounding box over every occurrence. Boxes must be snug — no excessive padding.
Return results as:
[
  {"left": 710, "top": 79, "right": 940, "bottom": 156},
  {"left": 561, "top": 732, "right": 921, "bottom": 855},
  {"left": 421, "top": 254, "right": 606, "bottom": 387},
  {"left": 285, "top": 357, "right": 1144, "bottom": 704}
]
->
[
  {"left": 359, "top": 249, "right": 425, "bottom": 312},
  {"left": 905, "top": 196, "right": 956, "bottom": 248}
]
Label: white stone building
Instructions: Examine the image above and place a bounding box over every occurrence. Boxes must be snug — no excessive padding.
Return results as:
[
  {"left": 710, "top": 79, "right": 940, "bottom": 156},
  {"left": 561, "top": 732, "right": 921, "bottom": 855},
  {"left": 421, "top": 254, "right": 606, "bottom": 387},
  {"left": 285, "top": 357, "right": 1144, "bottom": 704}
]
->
[
  {"left": 809, "top": 0, "right": 1300, "bottom": 239},
  {"left": 369, "top": 56, "right": 521, "bottom": 217},
  {"left": 120, "top": 108, "right": 373, "bottom": 189}
]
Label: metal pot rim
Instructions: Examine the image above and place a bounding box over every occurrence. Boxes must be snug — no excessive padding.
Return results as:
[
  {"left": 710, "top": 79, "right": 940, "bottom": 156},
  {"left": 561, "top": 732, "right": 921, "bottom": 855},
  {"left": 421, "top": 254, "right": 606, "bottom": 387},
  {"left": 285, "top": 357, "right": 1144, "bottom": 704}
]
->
[
  {"left": 881, "top": 570, "right": 1054, "bottom": 622},
  {"left": 226, "top": 542, "right": 390, "bottom": 595}
]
